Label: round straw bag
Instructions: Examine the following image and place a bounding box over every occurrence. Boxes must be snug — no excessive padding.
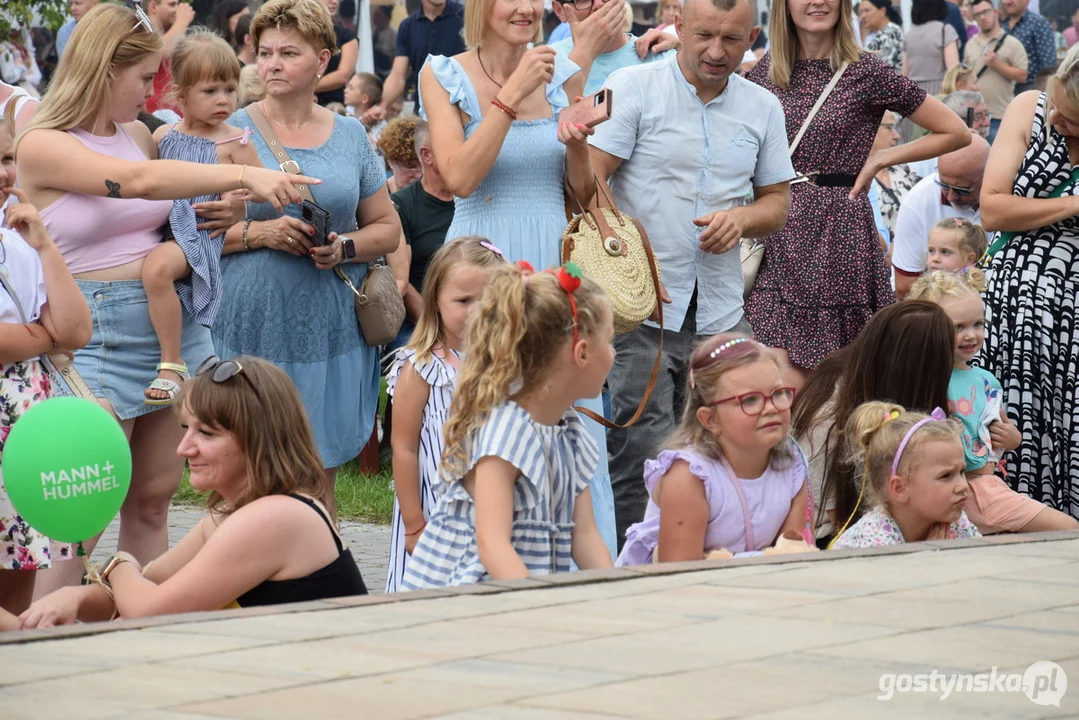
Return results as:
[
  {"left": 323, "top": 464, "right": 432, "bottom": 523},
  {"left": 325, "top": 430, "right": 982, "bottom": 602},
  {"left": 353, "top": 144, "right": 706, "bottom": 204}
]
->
[{"left": 561, "top": 181, "right": 661, "bottom": 335}]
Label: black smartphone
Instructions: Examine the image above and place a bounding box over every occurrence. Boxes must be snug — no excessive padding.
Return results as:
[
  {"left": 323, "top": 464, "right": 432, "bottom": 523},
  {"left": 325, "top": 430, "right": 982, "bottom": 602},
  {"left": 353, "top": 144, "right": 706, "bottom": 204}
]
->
[{"left": 301, "top": 199, "right": 332, "bottom": 246}]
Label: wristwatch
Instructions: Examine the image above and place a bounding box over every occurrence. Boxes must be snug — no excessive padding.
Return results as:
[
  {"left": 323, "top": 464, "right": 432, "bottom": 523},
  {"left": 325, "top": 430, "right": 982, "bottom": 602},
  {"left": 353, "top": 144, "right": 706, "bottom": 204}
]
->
[
  {"left": 342, "top": 238, "right": 356, "bottom": 260},
  {"left": 100, "top": 551, "right": 139, "bottom": 585}
]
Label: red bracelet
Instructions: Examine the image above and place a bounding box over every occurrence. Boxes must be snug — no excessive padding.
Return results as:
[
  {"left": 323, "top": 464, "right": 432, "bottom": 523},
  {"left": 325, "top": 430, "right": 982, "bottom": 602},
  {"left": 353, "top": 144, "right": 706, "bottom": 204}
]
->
[
  {"left": 405, "top": 522, "right": 427, "bottom": 537},
  {"left": 490, "top": 98, "right": 518, "bottom": 121}
]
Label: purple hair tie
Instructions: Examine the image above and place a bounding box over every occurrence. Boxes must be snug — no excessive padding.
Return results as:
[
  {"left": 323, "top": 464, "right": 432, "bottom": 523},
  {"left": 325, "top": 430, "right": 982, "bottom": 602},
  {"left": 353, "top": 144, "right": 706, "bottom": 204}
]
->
[
  {"left": 891, "top": 407, "right": 947, "bottom": 476},
  {"left": 479, "top": 241, "right": 504, "bottom": 259}
]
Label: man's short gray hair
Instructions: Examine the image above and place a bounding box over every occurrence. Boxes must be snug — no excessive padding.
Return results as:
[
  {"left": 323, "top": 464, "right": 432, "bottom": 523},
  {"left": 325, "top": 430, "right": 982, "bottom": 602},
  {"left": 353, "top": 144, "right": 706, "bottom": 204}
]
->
[
  {"left": 942, "top": 90, "right": 985, "bottom": 117},
  {"left": 682, "top": 0, "right": 759, "bottom": 24},
  {"left": 413, "top": 119, "right": 430, "bottom": 156}
]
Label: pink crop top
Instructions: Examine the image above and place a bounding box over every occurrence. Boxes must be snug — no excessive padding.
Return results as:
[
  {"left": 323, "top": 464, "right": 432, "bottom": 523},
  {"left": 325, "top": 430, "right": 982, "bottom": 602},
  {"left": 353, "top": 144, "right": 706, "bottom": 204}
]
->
[{"left": 40, "top": 125, "right": 173, "bottom": 275}]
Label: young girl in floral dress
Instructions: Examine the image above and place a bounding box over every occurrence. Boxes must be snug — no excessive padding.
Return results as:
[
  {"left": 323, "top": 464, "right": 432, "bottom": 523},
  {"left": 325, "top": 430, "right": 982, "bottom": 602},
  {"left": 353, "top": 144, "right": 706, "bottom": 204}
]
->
[{"left": 0, "top": 118, "right": 91, "bottom": 629}]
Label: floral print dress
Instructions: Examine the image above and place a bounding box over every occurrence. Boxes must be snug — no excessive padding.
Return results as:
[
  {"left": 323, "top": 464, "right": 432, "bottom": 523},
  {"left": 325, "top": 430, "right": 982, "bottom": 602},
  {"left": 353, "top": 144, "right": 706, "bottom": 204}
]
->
[
  {"left": 832, "top": 506, "right": 980, "bottom": 549},
  {"left": 0, "top": 362, "right": 73, "bottom": 570},
  {"left": 0, "top": 224, "right": 73, "bottom": 570}
]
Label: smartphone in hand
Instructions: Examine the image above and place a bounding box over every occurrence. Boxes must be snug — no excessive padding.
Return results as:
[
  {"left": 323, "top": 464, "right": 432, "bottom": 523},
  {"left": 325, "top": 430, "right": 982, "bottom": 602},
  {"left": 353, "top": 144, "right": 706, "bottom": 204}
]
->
[
  {"left": 557, "top": 89, "right": 613, "bottom": 129},
  {"left": 301, "top": 200, "right": 332, "bottom": 246}
]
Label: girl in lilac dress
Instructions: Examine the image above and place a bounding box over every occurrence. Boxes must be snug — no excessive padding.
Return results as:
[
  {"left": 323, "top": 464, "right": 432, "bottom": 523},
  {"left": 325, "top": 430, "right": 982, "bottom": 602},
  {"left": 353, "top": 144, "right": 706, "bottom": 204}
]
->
[{"left": 618, "top": 335, "right": 813, "bottom": 566}]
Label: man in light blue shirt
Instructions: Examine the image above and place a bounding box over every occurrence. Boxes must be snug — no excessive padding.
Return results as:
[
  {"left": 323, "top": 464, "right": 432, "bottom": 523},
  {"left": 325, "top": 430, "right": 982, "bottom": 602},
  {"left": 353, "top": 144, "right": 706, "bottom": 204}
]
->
[
  {"left": 590, "top": 0, "right": 794, "bottom": 546},
  {"left": 55, "top": 0, "right": 99, "bottom": 57},
  {"left": 548, "top": 0, "right": 676, "bottom": 95}
]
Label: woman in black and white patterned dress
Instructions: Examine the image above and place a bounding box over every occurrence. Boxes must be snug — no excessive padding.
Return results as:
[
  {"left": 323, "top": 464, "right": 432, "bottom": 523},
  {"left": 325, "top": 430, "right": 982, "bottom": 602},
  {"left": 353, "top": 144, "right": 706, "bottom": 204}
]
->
[{"left": 981, "top": 49, "right": 1079, "bottom": 517}]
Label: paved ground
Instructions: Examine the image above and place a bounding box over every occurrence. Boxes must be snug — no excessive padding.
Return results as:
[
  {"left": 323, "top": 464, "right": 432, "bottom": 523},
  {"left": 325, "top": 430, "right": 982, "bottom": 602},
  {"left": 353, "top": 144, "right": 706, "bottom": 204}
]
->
[
  {"left": 5, "top": 532, "right": 1079, "bottom": 719},
  {"left": 97, "top": 506, "right": 391, "bottom": 594}
]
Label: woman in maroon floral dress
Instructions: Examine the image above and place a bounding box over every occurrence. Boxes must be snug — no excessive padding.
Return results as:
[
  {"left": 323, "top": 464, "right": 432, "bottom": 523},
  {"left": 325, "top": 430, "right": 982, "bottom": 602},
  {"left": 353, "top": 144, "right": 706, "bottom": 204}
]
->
[{"left": 746, "top": 0, "right": 969, "bottom": 380}]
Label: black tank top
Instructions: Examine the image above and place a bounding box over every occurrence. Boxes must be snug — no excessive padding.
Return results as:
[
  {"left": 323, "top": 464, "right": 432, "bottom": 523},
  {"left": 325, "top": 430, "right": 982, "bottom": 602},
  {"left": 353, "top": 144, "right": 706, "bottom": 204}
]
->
[{"left": 237, "top": 494, "right": 368, "bottom": 607}]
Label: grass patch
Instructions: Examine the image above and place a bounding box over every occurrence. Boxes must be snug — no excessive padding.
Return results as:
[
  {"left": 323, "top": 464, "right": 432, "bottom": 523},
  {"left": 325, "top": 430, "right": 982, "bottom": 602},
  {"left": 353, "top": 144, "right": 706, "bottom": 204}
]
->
[
  {"left": 172, "top": 462, "right": 395, "bottom": 525},
  {"left": 336, "top": 460, "right": 394, "bottom": 524}
]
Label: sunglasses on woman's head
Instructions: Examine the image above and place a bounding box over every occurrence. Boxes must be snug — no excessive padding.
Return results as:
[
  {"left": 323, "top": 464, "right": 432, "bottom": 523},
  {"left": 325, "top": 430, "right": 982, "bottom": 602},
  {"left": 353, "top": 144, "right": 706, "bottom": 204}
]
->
[
  {"left": 131, "top": 3, "right": 155, "bottom": 33},
  {"left": 196, "top": 356, "right": 262, "bottom": 399}
]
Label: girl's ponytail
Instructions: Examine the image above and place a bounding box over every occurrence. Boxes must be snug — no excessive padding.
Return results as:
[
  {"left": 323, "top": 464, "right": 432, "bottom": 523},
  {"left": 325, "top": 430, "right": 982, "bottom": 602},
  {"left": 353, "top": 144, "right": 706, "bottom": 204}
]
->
[{"left": 439, "top": 262, "right": 608, "bottom": 480}]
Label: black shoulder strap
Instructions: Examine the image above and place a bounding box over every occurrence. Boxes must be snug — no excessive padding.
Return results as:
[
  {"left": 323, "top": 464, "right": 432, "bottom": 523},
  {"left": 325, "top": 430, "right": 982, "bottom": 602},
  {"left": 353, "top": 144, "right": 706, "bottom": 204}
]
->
[
  {"left": 976, "top": 34, "right": 1011, "bottom": 79},
  {"left": 288, "top": 493, "right": 345, "bottom": 553}
]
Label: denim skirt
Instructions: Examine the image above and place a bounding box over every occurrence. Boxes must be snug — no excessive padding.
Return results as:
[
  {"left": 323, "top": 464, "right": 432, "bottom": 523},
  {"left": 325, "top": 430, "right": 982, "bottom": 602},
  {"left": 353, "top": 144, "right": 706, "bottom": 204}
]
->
[{"left": 73, "top": 279, "right": 215, "bottom": 420}]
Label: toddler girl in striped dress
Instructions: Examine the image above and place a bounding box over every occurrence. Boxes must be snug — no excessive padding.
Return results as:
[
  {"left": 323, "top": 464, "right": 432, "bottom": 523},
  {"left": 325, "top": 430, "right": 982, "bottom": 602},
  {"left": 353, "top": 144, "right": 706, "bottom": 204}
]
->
[
  {"left": 401, "top": 262, "right": 615, "bottom": 589},
  {"left": 384, "top": 237, "right": 505, "bottom": 592},
  {"left": 142, "top": 30, "right": 263, "bottom": 405}
]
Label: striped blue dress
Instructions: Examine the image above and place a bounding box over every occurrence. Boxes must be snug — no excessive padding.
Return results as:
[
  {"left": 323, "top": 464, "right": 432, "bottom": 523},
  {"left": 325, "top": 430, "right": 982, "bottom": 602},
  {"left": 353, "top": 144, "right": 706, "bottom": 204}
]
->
[
  {"left": 157, "top": 128, "right": 235, "bottom": 327},
  {"left": 384, "top": 347, "right": 458, "bottom": 593},
  {"left": 401, "top": 401, "right": 599, "bottom": 590}
]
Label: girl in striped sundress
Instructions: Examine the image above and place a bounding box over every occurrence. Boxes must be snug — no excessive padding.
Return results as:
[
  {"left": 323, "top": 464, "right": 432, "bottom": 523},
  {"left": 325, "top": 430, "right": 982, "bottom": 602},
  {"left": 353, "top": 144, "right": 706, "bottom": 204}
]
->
[
  {"left": 141, "top": 30, "right": 263, "bottom": 406},
  {"left": 401, "top": 262, "right": 615, "bottom": 591},
  {"left": 384, "top": 237, "right": 506, "bottom": 592}
]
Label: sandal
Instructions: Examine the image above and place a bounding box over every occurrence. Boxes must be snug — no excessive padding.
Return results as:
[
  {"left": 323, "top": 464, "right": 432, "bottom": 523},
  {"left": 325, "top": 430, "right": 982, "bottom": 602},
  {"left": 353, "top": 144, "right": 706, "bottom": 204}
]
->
[{"left": 144, "top": 362, "right": 188, "bottom": 406}]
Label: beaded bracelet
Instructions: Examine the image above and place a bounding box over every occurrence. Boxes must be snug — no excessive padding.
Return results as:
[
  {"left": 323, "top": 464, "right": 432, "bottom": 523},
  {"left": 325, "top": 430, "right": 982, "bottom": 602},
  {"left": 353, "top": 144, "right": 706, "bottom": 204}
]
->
[
  {"left": 490, "top": 98, "right": 517, "bottom": 121},
  {"left": 242, "top": 218, "right": 253, "bottom": 250}
]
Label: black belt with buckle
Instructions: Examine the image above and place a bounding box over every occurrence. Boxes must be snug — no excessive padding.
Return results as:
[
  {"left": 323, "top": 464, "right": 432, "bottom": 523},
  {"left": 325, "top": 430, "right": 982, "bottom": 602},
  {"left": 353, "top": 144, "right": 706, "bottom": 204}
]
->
[{"left": 792, "top": 173, "right": 859, "bottom": 188}]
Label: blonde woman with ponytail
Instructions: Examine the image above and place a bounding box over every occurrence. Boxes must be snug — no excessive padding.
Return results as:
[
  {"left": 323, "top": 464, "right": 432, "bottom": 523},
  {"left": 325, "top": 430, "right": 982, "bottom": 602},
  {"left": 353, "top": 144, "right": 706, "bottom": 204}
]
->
[
  {"left": 17, "top": 3, "right": 319, "bottom": 596},
  {"left": 831, "top": 401, "right": 979, "bottom": 548},
  {"left": 744, "top": 0, "right": 969, "bottom": 381},
  {"left": 981, "top": 45, "right": 1079, "bottom": 520},
  {"left": 401, "top": 262, "right": 615, "bottom": 589}
]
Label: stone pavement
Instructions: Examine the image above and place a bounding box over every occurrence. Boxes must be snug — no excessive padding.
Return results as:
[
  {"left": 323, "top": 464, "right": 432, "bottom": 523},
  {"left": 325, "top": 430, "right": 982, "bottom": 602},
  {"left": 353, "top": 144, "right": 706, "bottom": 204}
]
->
[
  {"left": 97, "top": 505, "right": 391, "bottom": 594},
  {"left": 5, "top": 531, "right": 1079, "bottom": 719}
]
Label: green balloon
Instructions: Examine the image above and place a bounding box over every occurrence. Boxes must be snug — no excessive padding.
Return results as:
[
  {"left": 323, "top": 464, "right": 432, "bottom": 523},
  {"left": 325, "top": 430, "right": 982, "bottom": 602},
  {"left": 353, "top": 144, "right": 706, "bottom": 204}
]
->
[{"left": 2, "top": 397, "right": 132, "bottom": 543}]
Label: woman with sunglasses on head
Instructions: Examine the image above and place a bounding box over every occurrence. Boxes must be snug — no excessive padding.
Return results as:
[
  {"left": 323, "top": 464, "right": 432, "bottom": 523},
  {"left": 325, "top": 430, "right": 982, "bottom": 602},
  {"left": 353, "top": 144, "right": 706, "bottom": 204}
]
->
[
  {"left": 20, "top": 356, "right": 367, "bottom": 627},
  {"left": 617, "top": 335, "right": 814, "bottom": 566},
  {"left": 15, "top": 4, "right": 320, "bottom": 598}
]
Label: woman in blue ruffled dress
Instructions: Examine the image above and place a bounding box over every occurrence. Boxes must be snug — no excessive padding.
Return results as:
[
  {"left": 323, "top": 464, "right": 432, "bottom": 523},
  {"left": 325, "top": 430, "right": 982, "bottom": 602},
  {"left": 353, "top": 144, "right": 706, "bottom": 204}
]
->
[{"left": 418, "top": 0, "right": 624, "bottom": 557}]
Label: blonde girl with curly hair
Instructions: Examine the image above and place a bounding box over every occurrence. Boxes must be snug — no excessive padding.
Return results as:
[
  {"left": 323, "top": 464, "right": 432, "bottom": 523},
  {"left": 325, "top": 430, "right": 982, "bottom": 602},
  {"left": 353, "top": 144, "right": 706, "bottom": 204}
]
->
[{"left": 401, "top": 261, "right": 615, "bottom": 589}]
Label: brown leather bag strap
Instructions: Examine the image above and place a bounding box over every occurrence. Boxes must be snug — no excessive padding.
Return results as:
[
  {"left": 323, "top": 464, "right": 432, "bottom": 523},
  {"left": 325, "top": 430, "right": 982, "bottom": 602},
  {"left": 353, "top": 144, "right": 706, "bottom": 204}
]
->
[
  {"left": 246, "top": 103, "right": 359, "bottom": 290},
  {"left": 572, "top": 214, "right": 664, "bottom": 431},
  {"left": 561, "top": 176, "right": 629, "bottom": 261},
  {"left": 246, "top": 102, "right": 316, "bottom": 204}
]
